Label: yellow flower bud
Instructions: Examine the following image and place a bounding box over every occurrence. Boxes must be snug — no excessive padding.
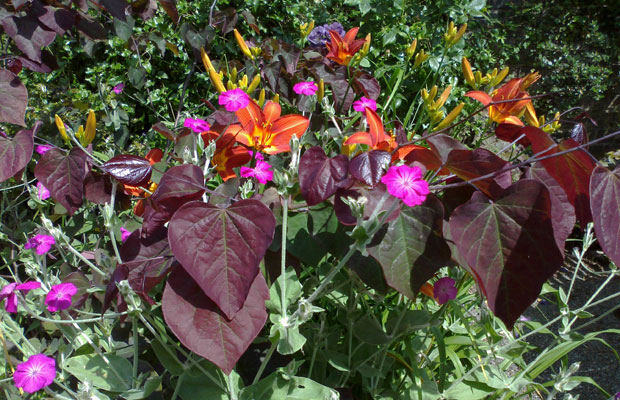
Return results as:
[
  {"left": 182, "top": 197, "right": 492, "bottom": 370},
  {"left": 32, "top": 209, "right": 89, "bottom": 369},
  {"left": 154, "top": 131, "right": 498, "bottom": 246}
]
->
[
  {"left": 406, "top": 38, "right": 417, "bottom": 59},
  {"left": 247, "top": 74, "right": 261, "bottom": 94},
  {"left": 200, "top": 48, "right": 215, "bottom": 72},
  {"left": 233, "top": 29, "right": 254, "bottom": 60},
  {"left": 428, "top": 85, "right": 438, "bottom": 102},
  {"left": 55, "top": 114, "right": 69, "bottom": 143},
  {"left": 420, "top": 88, "right": 429, "bottom": 102},
  {"left": 462, "top": 57, "right": 475, "bottom": 88},
  {"left": 452, "top": 23, "right": 467, "bottom": 45},
  {"left": 76, "top": 125, "right": 85, "bottom": 143},
  {"left": 434, "top": 102, "right": 464, "bottom": 131},
  {"left": 83, "top": 109, "right": 96, "bottom": 146},
  {"left": 413, "top": 49, "right": 429, "bottom": 68},
  {"left": 474, "top": 70, "right": 483, "bottom": 86},
  {"left": 521, "top": 71, "right": 541, "bottom": 90},
  {"left": 226, "top": 80, "right": 236, "bottom": 90},
  {"left": 251, "top": 46, "right": 262, "bottom": 58},
  {"left": 432, "top": 85, "right": 452, "bottom": 111},
  {"left": 230, "top": 67, "right": 238, "bottom": 82},
  {"left": 208, "top": 68, "right": 226, "bottom": 93},
  {"left": 272, "top": 94, "right": 280, "bottom": 104},
  {"left": 490, "top": 67, "right": 510, "bottom": 87},
  {"left": 258, "top": 89, "right": 266, "bottom": 107},
  {"left": 341, "top": 136, "right": 356, "bottom": 157},
  {"left": 317, "top": 79, "right": 325, "bottom": 102}
]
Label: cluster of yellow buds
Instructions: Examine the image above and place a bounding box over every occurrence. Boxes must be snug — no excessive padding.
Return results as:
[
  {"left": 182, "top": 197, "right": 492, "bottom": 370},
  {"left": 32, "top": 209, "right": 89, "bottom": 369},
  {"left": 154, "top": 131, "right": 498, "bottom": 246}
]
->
[
  {"left": 462, "top": 57, "right": 510, "bottom": 89},
  {"left": 299, "top": 21, "right": 315, "bottom": 39},
  {"left": 353, "top": 34, "right": 372, "bottom": 64},
  {"left": 413, "top": 49, "right": 429, "bottom": 69},
  {"left": 421, "top": 85, "right": 464, "bottom": 131},
  {"left": 444, "top": 21, "right": 467, "bottom": 48},
  {"left": 55, "top": 110, "right": 96, "bottom": 147},
  {"left": 525, "top": 104, "right": 561, "bottom": 133},
  {"left": 201, "top": 48, "right": 226, "bottom": 93},
  {"left": 224, "top": 67, "right": 261, "bottom": 94},
  {"left": 233, "top": 29, "right": 261, "bottom": 60}
]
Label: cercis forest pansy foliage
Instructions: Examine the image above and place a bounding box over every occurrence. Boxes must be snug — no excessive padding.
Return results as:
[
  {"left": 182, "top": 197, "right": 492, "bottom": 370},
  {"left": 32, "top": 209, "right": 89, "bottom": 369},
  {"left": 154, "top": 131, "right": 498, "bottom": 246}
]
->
[{"left": 0, "top": 3, "right": 619, "bottom": 398}]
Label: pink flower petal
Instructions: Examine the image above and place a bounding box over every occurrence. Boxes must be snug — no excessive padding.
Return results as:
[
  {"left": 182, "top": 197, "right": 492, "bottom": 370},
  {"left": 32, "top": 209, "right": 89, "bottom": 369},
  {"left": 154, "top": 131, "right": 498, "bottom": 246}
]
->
[
  {"left": 45, "top": 282, "right": 78, "bottom": 312},
  {"left": 37, "top": 182, "right": 50, "bottom": 200},
  {"left": 353, "top": 97, "right": 377, "bottom": 113},
  {"left": 381, "top": 165, "right": 429, "bottom": 208},
  {"left": 14, "top": 354, "right": 56, "bottom": 393},
  {"left": 183, "top": 118, "right": 210, "bottom": 133},
  {"left": 35, "top": 145, "right": 52, "bottom": 155},
  {"left": 293, "top": 81, "right": 318, "bottom": 96},
  {"left": 219, "top": 89, "right": 250, "bottom": 112},
  {"left": 112, "top": 83, "right": 125, "bottom": 94}
]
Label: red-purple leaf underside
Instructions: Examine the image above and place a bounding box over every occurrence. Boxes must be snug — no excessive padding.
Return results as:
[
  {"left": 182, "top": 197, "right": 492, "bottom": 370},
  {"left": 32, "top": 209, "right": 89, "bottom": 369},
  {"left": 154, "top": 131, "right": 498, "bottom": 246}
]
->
[
  {"left": 101, "top": 154, "right": 152, "bottom": 186},
  {"left": 590, "top": 165, "right": 620, "bottom": 267},
  {"left": 348, "top": 150, "right": 391, "bottom": 187},
  {"left": 299, "top": 146, "right": 350, "bottom": 206},
  {"left": 425, "top": 133, "right": 467, "bottom": 163},
  {"left": 157, "top": 0, "right": 179, "bottom": 24},
  {"left": 446, "top": 148, "right": 512, "bottom": 199},
  {"left": 0, "top": 69, "right": 28, "bottom": 126},
  {"left": 368, "top": 195, "right": 451, "bottom": 298},
  {"left": 523, "top": 126, "right": 595, "bottom": 225},
  {"left": 162, "top": 266, "right": 269, "bottom": 374},
  {"left": 449, "top": 180, "right": 564, "bottom": 329},
  {"left": 34, "top": 147, "right": 88, "bottom": 215},
  {"left": 0, "top": 122, "right": 36, "bottom": 182},
  {"left": 526, "top": 164, "right": 575, "bottom": 253},
  {"left": 1, "top": 14, "right": 56, "bottom": 63},
  {"left": 168, "top": 200, "right": 276, "bottom": 320}
]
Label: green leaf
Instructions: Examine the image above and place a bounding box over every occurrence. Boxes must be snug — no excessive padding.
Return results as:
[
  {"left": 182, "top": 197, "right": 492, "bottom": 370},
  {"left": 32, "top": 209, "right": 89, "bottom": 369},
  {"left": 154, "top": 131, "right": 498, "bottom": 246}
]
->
[
  {"left": 265, "top": 267, "right": 302, "bottom": 316},
  {"left": 113, "top": 16, "right": 135, "bottom": 41},
  {"left": 64, "top": 354, "right": 132, "bottom": 392},
  {"left": 177, "top": 361, "right": 241, "bottom": 400},
  {"left": 121, "top": 376, "right": 162, "bottom": 400},
  {"left": 269, "top": 316, "right": 307, "bottom": 355},
  {"left": 128, "top": 67, "right": 146, "bottom": 89},
  {"left": 151, "top": 339, "right": 185, "bottom": 376},
  {"left": 353, "top": 316, "right": 391, "bottom": 345},
  {"left": 239, "top": 372, "right": 338, "bottom": 399}
]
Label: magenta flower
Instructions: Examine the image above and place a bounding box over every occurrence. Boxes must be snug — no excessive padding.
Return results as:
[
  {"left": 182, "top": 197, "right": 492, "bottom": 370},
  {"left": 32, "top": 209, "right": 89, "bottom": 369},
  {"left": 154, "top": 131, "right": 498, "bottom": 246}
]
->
[
  {"left": 615, "top": 392, "right": 620, "bottom": 400},
  {"left": 219, "top": 89, "right": 250, "bottom": 112},
  {"left": 240, "top": 160, "right": 274, "bottom": 184},
  {"left": 183, "top": 117, "right": 210, "bottom": 133},
  {"left": 0, "top": 281, "right": 41, "bottom": 313},
  {"left": 36, "top": 182, "right": 50, "bottom": 201},
  {"left": 293, "top": 81, "right": 318, "bottom": 96},
  {"left": 13, "top": 353, "right": 56, "bottom": 393},
  {"left": 35, "top": 145, "right": 52, "bottom": 155},
  {"left": 45, "top": 282, "right": 78, "bottom": 312},
  {"left": 381, "top": 165, "right": 429, "bottom": 207},
  {"left": 120, "top": 227, "right": 132, "bottom": 242},
  {"left": 433, "top": 277, "right": 457, "bottom": 304},
  {"left": 353, "top": 97, "right": 377, "bottom": 114},
  {"left": 24, "top": 235, "right": 55, "bottom": 255},
  {"left": 112, "top": 83, "right": 125, "bottom": 94}
]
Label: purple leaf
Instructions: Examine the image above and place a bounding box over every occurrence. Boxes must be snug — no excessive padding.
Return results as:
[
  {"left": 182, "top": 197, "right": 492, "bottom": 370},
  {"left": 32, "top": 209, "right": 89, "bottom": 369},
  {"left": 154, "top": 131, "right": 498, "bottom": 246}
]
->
[
  {"left": 75, "top": 13, "right": 106, "bottom": 40},
  {"left": 157, "top": 0, "right": 179, "bottom": 24},
  {"left": 101, "top": 154, "right": 152, "bottom": 186},
  {"left": 348, "top": 150, "right": 391, "bottom": 187},
  {"left": 526, "top": 164, "right": 576, "bottom": 252},
  {"left": 495, "top": 123, "right": 530, "bottom": 146},
  {"left": 141, "top": 164, "right": 205, "bottom": 236},
  {"left": 119, "top": 227, "right": 173, "bottom": 304},
  {"left": 352, "top": 71, "right": 380, "bottom": 100},
  {"left": 299, "top": 146, "right": 351, "bottom": 206},
  {"left": 446, "top": 148, "right": 512, "bottom": 199},
  {"left": 0, "top": 69, "right": 28, "bottom": 126},
  {"left": 36, "top": 4, "right": 76, "bottom": 35},
  {"left": 334, "top": 188, "right": 360, "bottom": 226},
  {"left": 590, "top": 165, "right": 620, "bottom": 267},
  {"left": 425, "top": 133, "right": 467, "bottom": 163},
  {"left": 103, "top": 264, "right": 128, "bottom": 314},
  {"left": 1, "top": 14, "right": 56, "bottom": 63},
  {"left": 83, "top": 172, "right": 113, "bottom": 204},
  {"left": 449, "top": 180, "right": 564, "bottom": 329},
  {"left": 368, "top": 195, "right": 451, "bottom": 298},
  {"left": 162, "top": 266, "right": 269, "bottom": 374},
  {"left": 101, "top": 0, "right": 129, "bottom": 21},
  {"left": 17, "top": 50, "right": 59, "bottom": 73},
  {"left": 131, "top": 0, "right": 157, "bottom": 20},
  {"left": 0, "top": 122, "right": 37, "bottom": 182},
  {"left": 34, "top": 147, "right": 89, "bottom": 215},
  {"left": 168, "top": 200, "right": 276, "bottom": 320},
  {"left": 570, "top": 123, "right": 588, "bottom": 147}
]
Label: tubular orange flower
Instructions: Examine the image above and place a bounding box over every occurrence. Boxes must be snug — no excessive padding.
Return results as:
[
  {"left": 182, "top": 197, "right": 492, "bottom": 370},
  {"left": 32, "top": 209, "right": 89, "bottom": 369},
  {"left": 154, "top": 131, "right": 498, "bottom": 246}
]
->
[
  {"left": 325, "top": 27, "right": 367, "bottom": 65},
  {"left": 465, "top": 74, "right": 540, "bottom": 126},
  {"left": 343, "top": 108, "right": 397, "bottom": 152},
  {"left": 227, "top": 100, "right": 309, "bottom": 154}
]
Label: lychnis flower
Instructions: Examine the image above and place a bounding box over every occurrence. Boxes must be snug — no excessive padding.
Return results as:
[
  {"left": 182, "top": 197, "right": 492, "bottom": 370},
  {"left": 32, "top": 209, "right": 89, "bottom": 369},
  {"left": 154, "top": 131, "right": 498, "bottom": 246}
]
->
[
  {"left": 120, "top": 227, "right": 132, "bottom": 242},
  {"left": 36, "top": 182, "right": 50, "bottom": 201},
  {"left": 219, "top": 89, "right": 250, "bottom": 112},
  {"left": 112, "top": 83, "right": 125, "bottom": 94},
  {"left": 184, "top": 118, "right": 210, "bottom": 133},
  {"left": 0, "top": 281, "right": 41, "bottom": 313},
  {"left": 381, "top": 165, "right": 429, "bottom": 207},
  {"left": 45, "top": 282, "right": 78, "bottom": 312},
  {"left": 293, "top": 81, "right": 318, "bottom": 96},
  {"left": 13, "top": 354, "right": 56, "bottom": 393},
  {"left": 35, "top": 145, "right": 52, "bottom": 155},
  {"left": 433, "top": 277, "right": 457, "bottom": 304},
  {"left": 24, "top": 235, "right": 55, "bottom": 255},
  {"left": 240, "top": 153, "right": 274, "bottom": 184},
  {"left": 352, "top": 97, "right": 377, "bottom": 114}
]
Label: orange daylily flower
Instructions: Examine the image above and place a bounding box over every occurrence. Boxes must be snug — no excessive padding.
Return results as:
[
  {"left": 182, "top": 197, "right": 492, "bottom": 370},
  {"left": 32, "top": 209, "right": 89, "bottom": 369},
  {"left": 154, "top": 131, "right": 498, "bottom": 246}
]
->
[
  {"left": 343, "top": 108, "right": 397, "bottom": 152},
  {"left": 227, "top": 100, "right": 310, "bottom": 154},
  {"left": 325, "top": 27, "right": 367, "bottom": 65},
  {"left": 122, "top": 148, "right": 163, "bottom": 215},
  {"left": 465, "top": 72, "right": 540, "bottom": 126},
  {"left": 201, "top": 131, "right": 251, "bottom": 181}
]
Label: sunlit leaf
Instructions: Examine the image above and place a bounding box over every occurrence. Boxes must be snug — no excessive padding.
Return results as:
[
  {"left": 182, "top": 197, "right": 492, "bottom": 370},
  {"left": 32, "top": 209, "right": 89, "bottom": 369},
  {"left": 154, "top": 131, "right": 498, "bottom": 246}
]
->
[
  {"left": 590, "top": 165, "right": 620, "bottom": 267},
  {"left": 348, "top": 150, "right": 391, "bottom": 186},
  {"left": 449, "top": 180, "right": 563, "bottom": 329},
  {"left": 0, "top": 121, "right": 37, "bottom": 182},
  {"left": 101, "top": 154, "right": 152, "bottom": 186},
  {"left": 0, "top": 69, "right": 28, "bottom": 126},
  {"left": 299, "top": 146, "right": 351, "bottom": 206},
  {"left": 162, "top": 266, "right": 269, "bottom": 374},
  {"left": 445, "top": 148, "right": 511, "bottom": 199},
  {"left": 168, "top": 200, "right": 276, "bottom": 319}
]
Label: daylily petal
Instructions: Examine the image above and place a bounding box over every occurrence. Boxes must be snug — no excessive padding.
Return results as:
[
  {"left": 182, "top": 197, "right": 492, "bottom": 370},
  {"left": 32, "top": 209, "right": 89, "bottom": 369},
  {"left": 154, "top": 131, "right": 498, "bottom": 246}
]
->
[
  {"left": 263, "top": 101, "right": 282, "bottom": 125},
  {"left": 266, "top": 115, "right": 310, "bottom": 153},
  {"left": 365, "top": 108, "right": 386, "bottom": 147},
  {"left": 465, "top": 90, "right": 492, "bottom": 106},
  {"left": 344, "top": 131, "right": 374, "bottom": 147},
  {"left": 236, "top": 99, "right": 263, "bottom": 133}
]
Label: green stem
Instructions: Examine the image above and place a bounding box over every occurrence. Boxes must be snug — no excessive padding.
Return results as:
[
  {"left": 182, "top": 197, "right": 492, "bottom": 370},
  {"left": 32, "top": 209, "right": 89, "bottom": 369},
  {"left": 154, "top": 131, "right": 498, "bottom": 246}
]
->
[
  {"left": 252, "top": 340, "right": 276, "bottom": 384},
  {"left": 132, "top": 317, "right": 139, "bottom": 388},
  {"left": 170, "top": 373, "right": 185, "bottom": 400},
  {"left": 280, "top": 196, "right": 289, "bottom": 318}
]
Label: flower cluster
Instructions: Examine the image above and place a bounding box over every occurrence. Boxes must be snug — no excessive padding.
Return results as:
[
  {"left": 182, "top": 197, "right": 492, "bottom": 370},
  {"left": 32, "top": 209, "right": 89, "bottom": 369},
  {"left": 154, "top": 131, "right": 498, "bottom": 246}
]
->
[{"left": 307, "top": 22, "right": 345, "bottom": 46}]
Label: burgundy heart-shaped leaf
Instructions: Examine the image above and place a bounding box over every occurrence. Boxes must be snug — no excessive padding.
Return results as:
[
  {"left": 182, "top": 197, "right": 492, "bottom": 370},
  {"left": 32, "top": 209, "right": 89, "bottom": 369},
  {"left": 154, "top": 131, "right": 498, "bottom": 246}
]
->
[
  {"left": 368, "top": 195, "right": 451, "bottom": 298},
  {"left": 1, "top": 15, "right": 56, "bottom": 63},
  {"left": 162, "top": 266, "right": 269, "bottom": 374},
  {"left": 0, "top": 122, "right": 38, "bottom": 182},
  {"left": 449, "top": 180, "right": 564, "bottom": 329},
  {"left": 526, "top": 164, "right": 575, "bottom": 252},
  {"left": 524, "top": 126, "right": 595, "bottom": 224},
  {"left": 34, "top": 147, "right": 89, "bottom": 215},
  {"left": 158, "top": 0, "right": 179, "bottom": 24},
  {"left": 168, "top": 200, "right": 276, "bottom": 320},
  {"left": 445, "top": 148, "right": 512, "bottom": 199},
  {"left": 349, "top": 150, "right": 391, "bottom": 187},
  {"left": 119, "top": 227, "right": 174, "bottom": 304},
  {"left": 299, "top": 146, "right": 351, "bottom": 206},
  {"left": 83, "top": 172, "right": 114, "bottom": 204},
  {"left": 495, "top": 123, "right": 530, "bottom": 146},
  {"left": 101, "top": 154, "right": 152, "bottom": 187},
  {"left": 141, "top": 164, "right": 205, "bottom": 236},
  {"left": 590, "top": 165, "right": 620, "bottom": 267},
  {"left": 425, "top": 133, "right": 467, "bottom": 163},
  {"left": 0, "top": 69, "right": 28, "bottom": 126}
]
